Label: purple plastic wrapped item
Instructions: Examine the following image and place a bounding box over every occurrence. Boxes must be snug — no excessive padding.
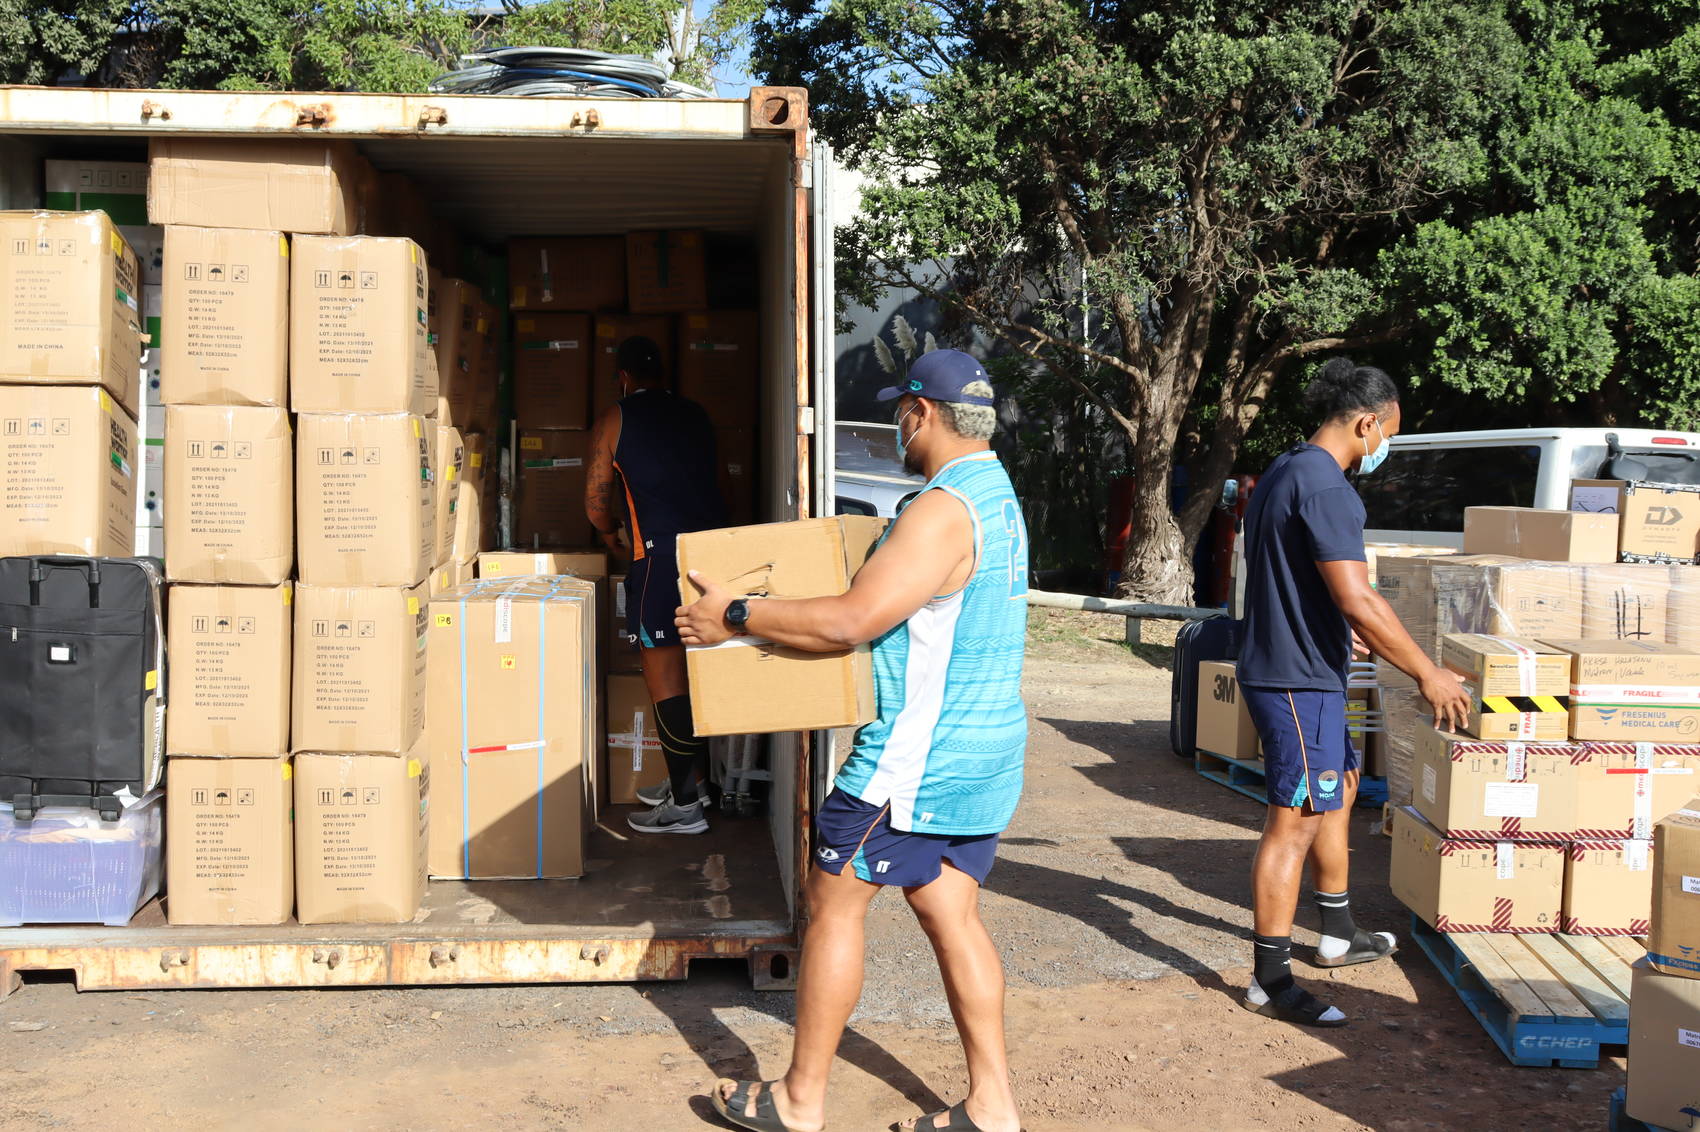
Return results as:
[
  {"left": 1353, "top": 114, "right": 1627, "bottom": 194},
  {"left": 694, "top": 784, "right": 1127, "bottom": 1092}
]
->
[{"left": 0, "top": 792, "right": 163, "bottom": 927}]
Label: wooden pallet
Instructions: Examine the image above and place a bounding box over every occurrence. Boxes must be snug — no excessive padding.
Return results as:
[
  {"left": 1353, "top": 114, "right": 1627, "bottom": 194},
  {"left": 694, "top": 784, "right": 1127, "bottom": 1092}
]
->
[
  {"left": 1609, "top": 1087, "right": 1681, "bottom": 1132},
  {"left": 1410, "top": 913, "right": 1641, "bottom": 1068},
  {"left": 1193, "top": 749, "right": 1388, "bottom": 809}
]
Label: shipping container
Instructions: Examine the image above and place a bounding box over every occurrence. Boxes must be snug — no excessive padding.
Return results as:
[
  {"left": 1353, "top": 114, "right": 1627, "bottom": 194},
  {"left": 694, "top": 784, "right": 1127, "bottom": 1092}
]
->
[{"left": 0, "top": 84, "right": 839, "bottom": 998}]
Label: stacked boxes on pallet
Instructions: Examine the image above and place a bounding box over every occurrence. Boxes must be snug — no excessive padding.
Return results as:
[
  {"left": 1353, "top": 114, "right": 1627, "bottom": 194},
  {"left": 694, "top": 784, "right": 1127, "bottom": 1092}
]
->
[
  {"left": 1386, "top": 499, "right": 1700, "bottom": 941},
  {"left": 1624, "top": 802, "right": 1700, "bottom": 1127}
]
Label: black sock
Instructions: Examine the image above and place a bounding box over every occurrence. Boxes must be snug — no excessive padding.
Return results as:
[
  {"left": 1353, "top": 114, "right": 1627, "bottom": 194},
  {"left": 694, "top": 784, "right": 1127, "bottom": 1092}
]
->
[
  {"left": 1314, "top": 890, "right": 1357, "bottom": 940},
  {"left": 653, "top": 694, "right": 708, "bottom": 805},
  {"left": 1253, "top": 933, "right": 1294, "bottom": 996}
]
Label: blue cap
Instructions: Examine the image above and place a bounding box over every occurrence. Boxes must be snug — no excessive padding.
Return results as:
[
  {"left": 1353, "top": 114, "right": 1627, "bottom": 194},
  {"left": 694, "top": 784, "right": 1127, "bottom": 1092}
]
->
[{"left": 876, "top": 349, "right": 995, "bottom": 406}]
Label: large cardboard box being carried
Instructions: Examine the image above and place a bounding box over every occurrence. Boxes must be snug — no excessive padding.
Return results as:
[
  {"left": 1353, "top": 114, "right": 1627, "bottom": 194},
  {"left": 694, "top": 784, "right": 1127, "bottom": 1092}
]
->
[
  {"left": 164, "top": 405, "right": 293, "bottom": 584},
  {"left": 0, "top": 385, "right": 137, "bottom": 557},
  {"left": 606, "top": 672, "right": 666, "bottom": 805},
  {"left": 159, "top": 226, "right": 289, "bottom": 406},
  {"left": 147, "top": 138, "right": 365, "bottom": 235},
  {"left": 1544, "top": 639, "right": 1700, "bottom": 744},
  {"left": 0, "top": 210, "right": 144, "bottom": 416},
  {"left": 678, "top": 516, "right": 887, "bottom": 735},
  {"left": 1440, "top": 633, "right": 1571, "bottom": 741},
  {"left": 1648, "top": 799, "right": 1700, "bottom": 979},
  {"left": 293, "top": 743, "right": 428, "bottom": 925},
  {"left": 678, "top": 311, "right": 759, "bottom": 431},
  {"left": 166, "top": 755, "right": 294, "bottom": 925},
  {"left": 292, "top": 582, "right": 429, "bottom": 755},
  {"left": 513, "top": 313, "right": 592, "bottom": 429},
  {"left": 1625, "top": 960, "right": 1700, "bottom": 1127},
  {"left": 426, "top": 578, "right": 597, "bottom": 879},
  {"left": 1574, "top": 744, "right": 1699, "bottom": 840},
  {"left": 166, "top": 582, "right": 293, "bottom": 757},
  {"left": 507, "top": 235, "right": 626, "bottom": 313},
  {"left": 1195, "top": 661, "right": 1259, "bottom": 761},
  {"left": 1462, "top": 506, "right": 1619, "bottom": 563},
  {"left": 1582, "top": 562, "right": 1671, "bottom": 642},
  {"left": 1411, "top": 728, "right": 1583, "bottom": 841},
  {"left": 1572, "top": 478, "right": 1700, "bottom": 563},
  {"left": 290, "top": 236, "right": 433, "bottom": 416},
  {"left": 625, "top": 230, "right": 708, "bottom": 312},
  {"left": 296, "top": 412, "right": 435, "bottom": 586},
  {"left": 1389, "top": 805, "right": 1564, "bottom": 933},
  {"left": 1561, "top": 838, "right": 1654, "bottom": 936},
  {"left": 515, "top": 430, "right": 594, "bottom": 549}
]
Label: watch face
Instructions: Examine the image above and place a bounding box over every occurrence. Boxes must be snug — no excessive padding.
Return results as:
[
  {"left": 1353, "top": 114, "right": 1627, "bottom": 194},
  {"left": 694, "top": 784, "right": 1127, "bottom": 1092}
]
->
[{"left": 728, "top": 599, "right": 748, "bottom": 626}]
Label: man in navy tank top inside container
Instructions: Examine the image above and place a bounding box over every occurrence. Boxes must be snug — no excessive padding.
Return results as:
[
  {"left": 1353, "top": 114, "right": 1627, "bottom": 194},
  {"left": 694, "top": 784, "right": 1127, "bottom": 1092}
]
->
[
  {"left": 677, "top": 348, "right": 1028, "bottom": 1132},
  {"left": 585, "top": 335, "right": 727, "bottom": 835},
  {"left": 1237, "top": 356, "right": 1470, "bottom": 1028}
]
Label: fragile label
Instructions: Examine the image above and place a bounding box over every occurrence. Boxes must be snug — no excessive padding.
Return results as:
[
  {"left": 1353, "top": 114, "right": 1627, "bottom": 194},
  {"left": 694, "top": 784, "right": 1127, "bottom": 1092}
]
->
[
  {"left": 1422, "top": 764, "right": 1437, "bottom": 805},
  {"left": 1495, "top": 842, "right": 1516, "bottom": 879},
  {"left": 1483, "top": 781, "right": 1539, "bottom": 818}
]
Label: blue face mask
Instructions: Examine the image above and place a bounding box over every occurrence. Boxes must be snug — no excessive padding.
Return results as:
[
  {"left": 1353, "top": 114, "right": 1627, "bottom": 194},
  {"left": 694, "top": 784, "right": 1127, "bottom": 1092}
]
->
[
  {"left": 894, "top": 403, "right": 919, "bottom": 462},
  {"left": 1359, "top": 417, "right": 1390, "bottom": 475}
]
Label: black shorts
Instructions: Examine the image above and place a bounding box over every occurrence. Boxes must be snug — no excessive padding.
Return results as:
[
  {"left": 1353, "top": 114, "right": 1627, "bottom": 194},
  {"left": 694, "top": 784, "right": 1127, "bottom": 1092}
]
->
[{"left": 625, "top": 552, "right": 682, "bottom": 648}]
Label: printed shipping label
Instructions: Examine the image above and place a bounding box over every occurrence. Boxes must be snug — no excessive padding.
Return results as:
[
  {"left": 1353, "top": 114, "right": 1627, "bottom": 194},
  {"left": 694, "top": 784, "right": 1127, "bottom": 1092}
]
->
[
  {"left": 1483, "top": 781, "right": 1540, "bottom": 819},
  {"left": 1680, "top": 1028, "right": 1700, "bottom": 1050},
  {"left": 1495, "top": 842, "right": 1516, "bottom": 880},
  {"left": 1683, "top": 876, "right": 1700, "bottom": 895},
  {"left": 494, "top": 596, "right": 513, "bottom": 645}
]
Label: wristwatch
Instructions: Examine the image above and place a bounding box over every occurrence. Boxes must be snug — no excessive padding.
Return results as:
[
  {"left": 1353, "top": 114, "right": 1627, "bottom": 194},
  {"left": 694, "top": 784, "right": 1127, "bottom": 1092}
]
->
[{"left": 725, "top": 598, "right": 751, "bottom": 633}]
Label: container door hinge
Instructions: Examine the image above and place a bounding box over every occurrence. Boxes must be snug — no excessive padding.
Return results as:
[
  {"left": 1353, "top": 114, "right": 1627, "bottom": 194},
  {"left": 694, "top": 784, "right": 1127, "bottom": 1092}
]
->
[{"left": 796, "top": 407, "right": 816, "bottom": 435}]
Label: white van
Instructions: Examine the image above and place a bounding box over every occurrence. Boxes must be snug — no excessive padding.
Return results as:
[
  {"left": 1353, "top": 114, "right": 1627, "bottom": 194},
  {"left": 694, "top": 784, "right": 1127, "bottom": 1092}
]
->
[{"left": 1359, "top": 427, "right": 1700, "bottom": 547}]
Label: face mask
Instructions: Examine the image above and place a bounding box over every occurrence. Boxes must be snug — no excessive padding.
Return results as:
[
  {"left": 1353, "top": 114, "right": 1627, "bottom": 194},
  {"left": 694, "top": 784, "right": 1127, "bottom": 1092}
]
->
[
  {"left": 1358, "top": 417, "right": 1389, "bottom": 475},
  {"left": 895, "top": 403, "right": 920, "bottom": 462}
]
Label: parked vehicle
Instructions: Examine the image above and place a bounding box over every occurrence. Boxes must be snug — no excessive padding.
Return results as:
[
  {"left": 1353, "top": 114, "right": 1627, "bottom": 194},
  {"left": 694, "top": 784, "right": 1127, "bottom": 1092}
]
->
[{"left": 833, "top": 422, "right": 922, "bottom": 518}]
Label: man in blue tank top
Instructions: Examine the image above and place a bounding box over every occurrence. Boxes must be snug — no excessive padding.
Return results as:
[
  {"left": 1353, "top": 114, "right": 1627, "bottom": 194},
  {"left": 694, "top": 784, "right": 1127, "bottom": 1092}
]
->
[
  {"left": 585, "top": 335, "right": 726, "bottom": 835},
  {"left": 676, "top": 349, "right": 1027, "bottom": 1132}
]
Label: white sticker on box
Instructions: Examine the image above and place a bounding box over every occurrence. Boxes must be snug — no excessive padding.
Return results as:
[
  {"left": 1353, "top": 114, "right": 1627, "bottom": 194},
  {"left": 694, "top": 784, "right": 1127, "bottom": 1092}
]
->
[
  {"left": 1496, "top": 842, "right": 1516, "bottom": 879},
  {"left": 494, "top": 596, "right": 513, "bottom": 644},
  {"left": 1506, "top": 742, "right": 1527, "bottom": 781},
  {"left": 632, "top": 712, "right": 645, "bottom": 772},
  {"left": 1484, "top": 781, "right": 1540, "bottom": 818},
  {"left": 1487, "top": 638, "right": 1540, "bottom": 696},
  {"left": 1571, "top": 484, "right": 1620, "bottom": 514},
  {"left": 1633, "top": 775, "right": 1653, "bottom": 840},
  {"left": 1422, "top": 764, "right": 1438, "bottom": 805},
  {"left": 1683, "top": 876, "right": 1700, "bottom": 895},
  {"left": 1625, "top": 840, "right": 1650, "bottom": 871},
  {"left": 1680, "top": 1028, "right": 1700, "bottom": 1050},
  {"left": 1636, "top": 742, "right": 1654, "bottom": 767}
]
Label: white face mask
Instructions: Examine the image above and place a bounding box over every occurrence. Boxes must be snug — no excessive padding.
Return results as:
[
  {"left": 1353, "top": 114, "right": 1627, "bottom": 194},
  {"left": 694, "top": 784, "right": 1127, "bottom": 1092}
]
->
[
  {"left": 1358, "top": 417, "right": 1390, "bottom": 475},
  {"left": 895, "top": 403, "right": 920, "bottom": 460}
]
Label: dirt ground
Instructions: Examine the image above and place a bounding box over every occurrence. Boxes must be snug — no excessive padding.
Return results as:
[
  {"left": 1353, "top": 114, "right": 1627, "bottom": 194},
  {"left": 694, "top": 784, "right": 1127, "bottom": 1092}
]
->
[{"left": 0, "top": 610, "right": 1625, "bottom": 1131}]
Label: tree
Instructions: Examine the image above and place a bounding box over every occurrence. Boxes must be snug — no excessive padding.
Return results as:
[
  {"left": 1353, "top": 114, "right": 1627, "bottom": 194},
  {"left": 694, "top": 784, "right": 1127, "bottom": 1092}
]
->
[
  {"left": 757, "top": 0, "right": 1700, "bottom": 602},
  {"left": 0, "top": 0, "right": 131, "bottom": 85}
]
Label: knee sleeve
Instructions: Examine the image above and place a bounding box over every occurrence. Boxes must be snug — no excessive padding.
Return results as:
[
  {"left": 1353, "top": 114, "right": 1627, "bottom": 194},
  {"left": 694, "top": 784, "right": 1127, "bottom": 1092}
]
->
[{"left": 654, "top": 694, "right": 708, "bottom": 801}]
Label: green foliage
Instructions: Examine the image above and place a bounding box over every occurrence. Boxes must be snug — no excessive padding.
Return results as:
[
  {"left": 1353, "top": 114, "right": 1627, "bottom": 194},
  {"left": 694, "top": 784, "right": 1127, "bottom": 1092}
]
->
[{"left": 0, "top": 0, "right": 130, "bottom": 85}]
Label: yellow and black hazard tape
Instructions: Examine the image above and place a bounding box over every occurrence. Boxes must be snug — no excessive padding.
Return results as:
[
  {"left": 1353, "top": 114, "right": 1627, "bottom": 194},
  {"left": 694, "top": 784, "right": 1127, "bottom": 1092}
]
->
[{"left": 1479, "top": 695, "right": 1570, "bottom": 714}]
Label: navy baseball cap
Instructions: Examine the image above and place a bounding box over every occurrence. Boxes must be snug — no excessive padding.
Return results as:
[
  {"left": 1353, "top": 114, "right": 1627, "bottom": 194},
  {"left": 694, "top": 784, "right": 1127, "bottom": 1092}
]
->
[{"left": 876, "top": 349, "right": 995, "bottom": 406}]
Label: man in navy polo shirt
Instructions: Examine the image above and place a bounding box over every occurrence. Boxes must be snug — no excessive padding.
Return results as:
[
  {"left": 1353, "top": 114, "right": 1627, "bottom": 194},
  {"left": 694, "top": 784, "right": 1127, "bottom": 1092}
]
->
[{"left": 1237, "top": 357, "right": 1470, "bottom": 1028}]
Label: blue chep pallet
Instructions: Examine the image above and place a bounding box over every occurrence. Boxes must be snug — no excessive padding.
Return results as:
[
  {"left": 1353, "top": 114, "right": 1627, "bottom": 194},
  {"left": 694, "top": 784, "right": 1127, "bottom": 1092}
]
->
[
  {"left": 1193, "top": 749, "right": 1386, "bottom": 809},
  {"left": 1410, "top": 914, "right": 1634, "bottom": 1069},
  {"left": 1609, "top": 1087, "right": 1681, "bottom": 1132}
]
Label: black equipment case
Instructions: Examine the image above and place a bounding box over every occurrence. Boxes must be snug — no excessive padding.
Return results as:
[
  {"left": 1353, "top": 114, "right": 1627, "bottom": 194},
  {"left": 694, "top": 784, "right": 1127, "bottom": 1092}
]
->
[{"left": 0, "top": 556, "right": 165, "bottom": 819}]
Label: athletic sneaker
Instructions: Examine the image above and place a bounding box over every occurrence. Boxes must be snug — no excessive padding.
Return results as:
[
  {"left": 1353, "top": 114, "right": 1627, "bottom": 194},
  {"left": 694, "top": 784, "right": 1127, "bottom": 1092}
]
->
[
  {"left": 634, "top": 779, "right": 672, "bottom": 808},
  {"left": 627, "top": 797, "right": 708, "bottom": 835}
]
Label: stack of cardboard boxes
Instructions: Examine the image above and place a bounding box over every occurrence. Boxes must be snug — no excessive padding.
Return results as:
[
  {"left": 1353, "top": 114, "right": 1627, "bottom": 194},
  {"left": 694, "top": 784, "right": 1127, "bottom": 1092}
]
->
[
  {"left": 1385, "top": 500, "right": 1700, "bottom": 938},
  {"left": 1624, "top": 800, "right": 1700, "bottom": 1129}
]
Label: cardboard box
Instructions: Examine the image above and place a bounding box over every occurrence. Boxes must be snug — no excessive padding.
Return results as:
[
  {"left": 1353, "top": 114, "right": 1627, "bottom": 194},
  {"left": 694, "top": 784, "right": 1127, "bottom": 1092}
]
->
[
  {"left": 592, "top": 314, "right": 674, "bottom": 419},
  {"left": 1625, "top": 960, "right": 1700, "bottom": 1126},
  {"left": 0, "top": 210, "right": 144, "bottom": 416},
  {"left": 425, "top": 578, "right": 597, "bottom": 878},
  {"left": 515, "top": 429, "right": 594, "bottom": 549},
  {"left": 470, "top": 298, "right": 502, "bottom": 436},
  {"left": 1440, "top": 633, "right": 1572, "bottom": 741},
  {"left": 428, "top": 558, "right": 475, "bottom": 597},
  {"left": 1412, "top": 728, "right": 1583, "bottom": 841},
  {"left": 1572, "top": 478, "right": 1700, "bottom": 563},
  {"left": 1195, "top": 661, "right": 1259, "bottom": 760},
  {"left": 605, "top": 672, "right": 666, "bottom": 805},
  {"left": 678, "top": 311, "right": 759, "bottom": 430},
  {"left": 1669, "top": 564, "right": 1700, "bottom": 650},
  {"left": 1583, "top": 562, "right": 1671, "bottom": 642},
  {"left": 477, "top": 549, "right": 609, "bottom": 580},
  {"left": 0, "top": 385, "right": 137, "bottom": 557},
  {"left": 159, "top": 226, "right": 289, "bottom": 406},
  {"left": 431, "top": 276, "right": 479, "bottom": 426},
  {"left": 289, "top": 236, "right": 433, "bottom": 415},
  {"left": 296, "top": 412, "right": 435, "bottom": 586},
  {"left": 678, "top": 517, "right": 887, "bottom": 735},
  {"left": 609, "top": 573, "right": 642, "bottom": 672},
  {"left": 44, "top": 159, "right": 150, "bottom": 226},
  {"left": 293, "top": 746, "right": 428, "bottom": 925},
  {"left": 1388, "top": 805, "right": 1564, "bottom": 933},
  {"left": 292, "top": 582, "right": 429, "bottom": 755},
  {"left": 164, "top": 405, "right": 293, "bottom": 584},
  {"left": 513, "top": 313, "right": 592, "bottom": 428},
  {"left": 508, "top": 236, "right": 626, "bottom": 312},
  {"left": 625, "top": 230, "right": 708, "bottom": 313},
  {"left": 147, "top": 138, "right": 365, "bottom": 235},
  {"left": 1462, "top": 506, "right": 1619, "bottom": 563},
  {"left": 717, "top": 426, "right": 757, "bottom": 528},
  {"left": 166, "top": 755, "right": 293, "bottom": 925},
  {"left": 1649, "top": 799, "right": 1700, "bottom": 978},
  {"left": 1562, "top": 838, "right": 1653, "bottom": 935},
  {"left": 1348, "top": 684, "right": 1387, "bottom": 778},
  {"left": 1544, "top": 640, "right": 1700, "bottom": 743},
  {"left": 433, "top": 425, "right": 463, "bottom": 567},
  {"left": 451, "top": 431, "right": 487, "bottom": 565},
  {"left": 166, "top": 582, "right": 293, "bottom": 757},
  {"left": 1573, "top": 744, "right": 1699, "bottom": 840}
]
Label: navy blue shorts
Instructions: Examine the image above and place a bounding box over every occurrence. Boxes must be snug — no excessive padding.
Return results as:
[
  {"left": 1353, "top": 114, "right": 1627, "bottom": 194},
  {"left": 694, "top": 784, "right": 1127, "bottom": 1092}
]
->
[
  {"left": 624, "top": 552, "right": 681, "bottom": 648},
  {"left": 812, "top": 788, "right": 1000, "bottom": 887},
  {"left": 1242, "top": 687, "right": 1359, "bottom": 811}
]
